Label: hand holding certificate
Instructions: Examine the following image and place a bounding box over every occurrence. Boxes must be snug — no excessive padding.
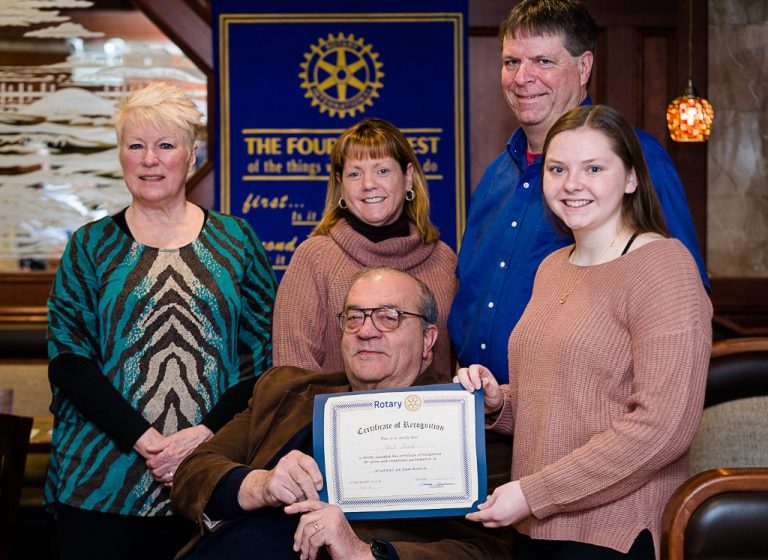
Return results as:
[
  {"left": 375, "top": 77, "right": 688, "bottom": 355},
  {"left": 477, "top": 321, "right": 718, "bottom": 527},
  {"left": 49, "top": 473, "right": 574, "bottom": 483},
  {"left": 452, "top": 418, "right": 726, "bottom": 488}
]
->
[{"left": 313, "top": 383, "right": 486, "bottom": 520}]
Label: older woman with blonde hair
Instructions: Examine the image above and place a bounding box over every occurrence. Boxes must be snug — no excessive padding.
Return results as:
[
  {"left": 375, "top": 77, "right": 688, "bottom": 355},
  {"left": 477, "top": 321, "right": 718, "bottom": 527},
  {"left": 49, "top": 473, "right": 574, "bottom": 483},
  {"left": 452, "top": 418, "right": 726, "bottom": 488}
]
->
[
  {"left": 272, "top": 117, "right": 456, "bottom": 376},
  {"left": 46, "top": 82, "right": 276, "bottom": 559}
]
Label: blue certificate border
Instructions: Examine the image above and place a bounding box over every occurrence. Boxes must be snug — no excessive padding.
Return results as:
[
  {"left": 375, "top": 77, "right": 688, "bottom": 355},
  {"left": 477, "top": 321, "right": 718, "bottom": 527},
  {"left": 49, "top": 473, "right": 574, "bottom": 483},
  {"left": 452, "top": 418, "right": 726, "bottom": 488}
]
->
[{"left": 312, "top": 383, "right": 486, "bottom": 520}]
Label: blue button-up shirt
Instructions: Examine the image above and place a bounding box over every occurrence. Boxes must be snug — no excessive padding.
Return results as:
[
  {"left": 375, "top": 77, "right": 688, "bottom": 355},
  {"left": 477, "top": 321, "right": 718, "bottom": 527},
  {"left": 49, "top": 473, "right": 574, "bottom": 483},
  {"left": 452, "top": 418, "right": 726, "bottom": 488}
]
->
[{"left": 449, "top": 99, "right": 709, "bottom": 382}]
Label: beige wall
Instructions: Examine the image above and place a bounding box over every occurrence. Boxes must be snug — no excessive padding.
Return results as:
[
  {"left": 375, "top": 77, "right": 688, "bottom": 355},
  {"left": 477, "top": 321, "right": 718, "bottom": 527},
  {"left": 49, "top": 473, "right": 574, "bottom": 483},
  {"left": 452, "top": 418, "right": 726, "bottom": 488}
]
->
[
  {"left": 0, "top": 362, "right": 50, "bottom": 416},
  {"left": 708, "top": 0, "right": 768, "bottom": 277}
]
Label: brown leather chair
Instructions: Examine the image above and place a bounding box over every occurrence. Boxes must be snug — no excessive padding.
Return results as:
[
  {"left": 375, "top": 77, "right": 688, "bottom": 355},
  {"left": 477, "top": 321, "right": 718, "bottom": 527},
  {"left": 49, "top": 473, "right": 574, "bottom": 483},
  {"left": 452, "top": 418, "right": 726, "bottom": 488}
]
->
[
  {"left": 0, "top": 413, "right": 33, "bottom": 560},
  {"left": 661, "top": 468, "right": 768, "bottom": 560}
]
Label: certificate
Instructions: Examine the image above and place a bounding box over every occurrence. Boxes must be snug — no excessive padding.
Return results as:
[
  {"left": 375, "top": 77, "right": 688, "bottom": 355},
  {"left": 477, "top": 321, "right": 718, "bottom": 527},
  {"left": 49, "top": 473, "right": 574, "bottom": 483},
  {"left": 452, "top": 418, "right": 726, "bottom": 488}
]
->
[{"left": 313, "top": 383, "right": 486, "bottom": 520}]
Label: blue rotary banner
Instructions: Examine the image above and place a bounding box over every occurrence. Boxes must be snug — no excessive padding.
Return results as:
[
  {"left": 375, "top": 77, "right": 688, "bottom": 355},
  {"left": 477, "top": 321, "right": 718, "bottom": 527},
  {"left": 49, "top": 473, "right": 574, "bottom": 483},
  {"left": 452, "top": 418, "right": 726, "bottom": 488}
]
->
[{"left": 212, "top": 0, "right": 468, "bottom": 279}]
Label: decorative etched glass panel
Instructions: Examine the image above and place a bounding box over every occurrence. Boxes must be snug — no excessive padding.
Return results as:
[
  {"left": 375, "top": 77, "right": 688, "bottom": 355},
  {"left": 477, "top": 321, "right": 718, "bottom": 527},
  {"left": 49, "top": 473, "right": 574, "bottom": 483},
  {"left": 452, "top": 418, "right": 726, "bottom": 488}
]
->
[{"left": 0, "top": 2, "right": 207, "bottom": 272}]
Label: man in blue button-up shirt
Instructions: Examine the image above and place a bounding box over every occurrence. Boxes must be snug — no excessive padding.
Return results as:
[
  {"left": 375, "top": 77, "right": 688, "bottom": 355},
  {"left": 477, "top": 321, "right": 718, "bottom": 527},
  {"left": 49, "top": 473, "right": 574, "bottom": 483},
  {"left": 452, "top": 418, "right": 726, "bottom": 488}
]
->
[{"left": 448, "top": 0, "right": 709, "bottom": 382}]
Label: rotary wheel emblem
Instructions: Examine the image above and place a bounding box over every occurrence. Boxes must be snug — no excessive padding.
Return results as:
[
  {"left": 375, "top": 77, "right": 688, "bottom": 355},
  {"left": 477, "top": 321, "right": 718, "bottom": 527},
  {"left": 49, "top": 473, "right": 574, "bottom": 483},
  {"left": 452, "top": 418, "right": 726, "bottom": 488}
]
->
[
  {"left": 404, "top": 394, "right": 423, "bottom": 412},
  {"left": 299, "top": 33, "right": 384, "bottom": 118}
]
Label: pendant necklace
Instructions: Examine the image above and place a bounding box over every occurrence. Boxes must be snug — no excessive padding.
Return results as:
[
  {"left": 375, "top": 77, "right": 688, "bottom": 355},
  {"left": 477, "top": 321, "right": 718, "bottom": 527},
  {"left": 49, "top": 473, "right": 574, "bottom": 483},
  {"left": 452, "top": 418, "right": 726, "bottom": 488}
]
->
[{"left": 559, "top": 230, "right": 623, "bottom": 305}]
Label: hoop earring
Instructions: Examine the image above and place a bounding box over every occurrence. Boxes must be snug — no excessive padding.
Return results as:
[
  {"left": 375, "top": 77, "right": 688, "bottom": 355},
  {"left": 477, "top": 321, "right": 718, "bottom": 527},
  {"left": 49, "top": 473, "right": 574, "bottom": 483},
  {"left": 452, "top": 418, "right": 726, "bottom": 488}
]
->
[
  {"left": 338, "top": 197, "right": 348, "bottom": 209},
  {"left": 405, "top": 190, "right": 415, "bottom": 202}
]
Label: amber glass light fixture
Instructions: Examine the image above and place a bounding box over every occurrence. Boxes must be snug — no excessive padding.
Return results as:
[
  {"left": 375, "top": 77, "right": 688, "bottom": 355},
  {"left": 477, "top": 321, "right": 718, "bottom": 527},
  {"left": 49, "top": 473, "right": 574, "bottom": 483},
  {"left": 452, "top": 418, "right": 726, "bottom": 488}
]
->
[{"left": 666, "top": 0, "right": 714, "bottom": 142}]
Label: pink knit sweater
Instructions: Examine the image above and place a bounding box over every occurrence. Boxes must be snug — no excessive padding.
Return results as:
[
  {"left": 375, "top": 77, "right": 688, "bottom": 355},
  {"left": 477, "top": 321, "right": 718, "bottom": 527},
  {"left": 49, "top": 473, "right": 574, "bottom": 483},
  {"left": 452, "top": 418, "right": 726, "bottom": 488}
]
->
[
  {"left": 272, "top": 219, "right": 457, "bottom": 376},
  {"left": 493, "top": 239, "right": 711, "bottom": 558}
]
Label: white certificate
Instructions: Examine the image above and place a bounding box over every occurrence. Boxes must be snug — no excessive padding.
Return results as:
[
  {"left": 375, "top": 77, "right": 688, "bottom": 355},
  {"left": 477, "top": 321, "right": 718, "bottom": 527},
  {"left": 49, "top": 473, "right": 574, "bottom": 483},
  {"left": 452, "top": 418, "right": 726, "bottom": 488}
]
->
[{"left": 312, "top": 383, "right": 486, "bottom": 519}]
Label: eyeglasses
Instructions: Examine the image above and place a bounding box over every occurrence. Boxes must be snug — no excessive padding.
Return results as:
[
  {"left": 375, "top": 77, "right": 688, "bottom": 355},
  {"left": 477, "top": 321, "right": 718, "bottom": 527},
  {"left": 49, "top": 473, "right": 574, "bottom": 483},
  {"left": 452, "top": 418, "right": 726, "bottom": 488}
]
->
[{"left": 337, "top": 307, "right": 428, "bottom": 334}]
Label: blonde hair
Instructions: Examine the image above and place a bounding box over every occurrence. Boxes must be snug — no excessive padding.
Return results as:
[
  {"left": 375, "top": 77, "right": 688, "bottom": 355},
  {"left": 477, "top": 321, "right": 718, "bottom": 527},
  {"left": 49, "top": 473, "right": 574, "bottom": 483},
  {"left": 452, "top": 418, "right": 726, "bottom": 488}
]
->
[
  {"left": 312, "top": 118, "right": 439, "bottom": 244},
  {"left": 113, "top": 82, "right": 203, "bottom": 151}
]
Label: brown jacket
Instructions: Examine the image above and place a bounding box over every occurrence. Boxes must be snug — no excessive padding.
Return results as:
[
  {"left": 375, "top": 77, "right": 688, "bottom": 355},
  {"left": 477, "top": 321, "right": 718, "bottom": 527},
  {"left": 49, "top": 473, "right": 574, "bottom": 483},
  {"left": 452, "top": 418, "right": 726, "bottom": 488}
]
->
[{"left": 172, "top": 366, "right": 514, "bottom": 559}]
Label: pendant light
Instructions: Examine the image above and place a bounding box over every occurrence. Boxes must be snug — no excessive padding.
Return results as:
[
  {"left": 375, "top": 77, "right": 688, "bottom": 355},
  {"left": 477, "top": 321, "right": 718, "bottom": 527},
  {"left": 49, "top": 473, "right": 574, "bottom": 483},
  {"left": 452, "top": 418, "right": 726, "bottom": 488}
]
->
[{"left": 666, "top": 0, "right": 714, "bottom": 142}]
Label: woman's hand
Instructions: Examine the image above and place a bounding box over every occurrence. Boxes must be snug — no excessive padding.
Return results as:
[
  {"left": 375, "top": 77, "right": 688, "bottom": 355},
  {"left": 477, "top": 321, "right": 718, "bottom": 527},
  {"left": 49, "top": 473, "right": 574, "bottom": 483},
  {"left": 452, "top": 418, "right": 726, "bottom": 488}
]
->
[
  {"left": 145, "top": 425, "right": 213, "bottom": 486},
  {"left": 465, "top": 480, "right": 531, "bottom": 528},
  {"left": 454, "top": 364, "right": 504, "bottom": 415},
  {"left": 134, "top": 427, "right": 168, "bottom": 460}
]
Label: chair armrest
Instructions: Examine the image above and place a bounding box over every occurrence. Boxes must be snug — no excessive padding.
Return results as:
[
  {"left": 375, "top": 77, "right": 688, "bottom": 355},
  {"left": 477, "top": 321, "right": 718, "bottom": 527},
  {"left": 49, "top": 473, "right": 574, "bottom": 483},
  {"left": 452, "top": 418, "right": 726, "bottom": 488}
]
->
[
  {"left": 661, "top": 467, "right": 768, "bottom": 560},
  {"left": 711, "top": 337, "right": 768, "bottom": 359}
]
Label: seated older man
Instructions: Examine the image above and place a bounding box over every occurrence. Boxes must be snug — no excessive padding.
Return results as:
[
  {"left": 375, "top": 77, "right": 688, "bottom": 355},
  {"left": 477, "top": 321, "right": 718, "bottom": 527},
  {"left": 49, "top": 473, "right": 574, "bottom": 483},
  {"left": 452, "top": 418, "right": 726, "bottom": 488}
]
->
[{"left": 171, "top": 267, "right": 513, "bottom": 560}]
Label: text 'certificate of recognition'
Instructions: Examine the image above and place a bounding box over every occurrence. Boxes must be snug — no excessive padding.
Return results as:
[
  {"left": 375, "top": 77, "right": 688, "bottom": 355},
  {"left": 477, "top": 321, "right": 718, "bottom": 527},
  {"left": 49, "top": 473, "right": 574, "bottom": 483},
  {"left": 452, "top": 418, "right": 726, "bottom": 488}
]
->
[{"left": 313, "top": 383, "right": 486, "bottom": 520}]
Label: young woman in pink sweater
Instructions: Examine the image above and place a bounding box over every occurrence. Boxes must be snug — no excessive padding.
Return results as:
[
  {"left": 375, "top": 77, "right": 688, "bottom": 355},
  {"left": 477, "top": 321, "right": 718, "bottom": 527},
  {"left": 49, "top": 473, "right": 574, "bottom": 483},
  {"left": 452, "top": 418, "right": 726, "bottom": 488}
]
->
[{"left": 457, "top": 105, "right": 711, "bottom": 559}]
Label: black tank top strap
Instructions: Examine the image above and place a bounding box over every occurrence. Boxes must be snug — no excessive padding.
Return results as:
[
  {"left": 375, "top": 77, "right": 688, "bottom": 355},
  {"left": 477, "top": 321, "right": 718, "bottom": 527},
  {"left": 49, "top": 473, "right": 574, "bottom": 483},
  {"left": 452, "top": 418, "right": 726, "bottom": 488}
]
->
[{"left": 621, "top": 232, "right": 640, "bottom": 255}]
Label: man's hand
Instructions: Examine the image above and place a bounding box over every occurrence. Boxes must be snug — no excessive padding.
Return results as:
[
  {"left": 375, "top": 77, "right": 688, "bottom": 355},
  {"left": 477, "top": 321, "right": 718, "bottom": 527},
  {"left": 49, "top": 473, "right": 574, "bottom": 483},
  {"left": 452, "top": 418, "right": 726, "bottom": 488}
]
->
[
  {"left": 239, "top": 450, "right": 324, "bottom": 510},
  {"left": 465, "top": 480, "right": 531, "bottom": 528},
  {"left": 285, "top": 500, "right": 373, "bottom": 560},
  {"left": 454, "top": 364, "right": 504, "bottom": 415}
]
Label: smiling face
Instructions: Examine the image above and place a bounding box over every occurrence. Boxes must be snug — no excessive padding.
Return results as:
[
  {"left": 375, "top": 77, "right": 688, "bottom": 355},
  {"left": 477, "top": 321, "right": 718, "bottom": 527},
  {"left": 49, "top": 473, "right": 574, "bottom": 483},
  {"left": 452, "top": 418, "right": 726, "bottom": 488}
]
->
[
  {"left": 338, "top": 156, "right": 413, "bottom": 227},
  {"left": 501, "top": 33, "right": 592, "bottom": 151},
  {"left": 543, "top": 127, "right": 637, "bottom": 239},
  {"left": 118, "top": 119, "right": 195, "bottom": 208},
  {"left": 341, "top": 269, "right": 437, "bottom": 392}
]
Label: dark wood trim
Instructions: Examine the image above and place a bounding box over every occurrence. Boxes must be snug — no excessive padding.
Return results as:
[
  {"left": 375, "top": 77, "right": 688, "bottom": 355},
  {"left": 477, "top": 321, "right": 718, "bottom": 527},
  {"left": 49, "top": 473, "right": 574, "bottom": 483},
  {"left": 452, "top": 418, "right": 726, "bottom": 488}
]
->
[
  {"left": 183, "top": 0, "right": 211, "bottom": 22},
  {"left": 711, "top": 278, "right": 768, "bottom": 335},
  {"left": 711, "top": 336, "right": 768, "bottom": 358},
  {"left": 661, "top": 468, "right": 768, "bottom": 560},
  {"left": 0, "top": 274, "right": 53, "bottom": 311},
  {"left": 129, "top": 0, "right": 212, "bottom": 71},
  {"left": 470, "top": 26, "right": 501, "bottom": 37},
  {"left": 0, "top": 308, "right": 48, "bottom": 325},
  {"left": 711, "top": 278, "right": 768, "bottom": 309}
]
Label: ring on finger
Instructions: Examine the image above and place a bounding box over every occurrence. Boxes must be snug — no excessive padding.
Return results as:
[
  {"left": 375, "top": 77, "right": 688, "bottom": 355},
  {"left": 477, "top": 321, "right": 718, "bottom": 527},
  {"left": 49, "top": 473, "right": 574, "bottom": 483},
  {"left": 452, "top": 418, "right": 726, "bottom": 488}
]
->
[{"left": 312, "top": 521, "right": 321, "bottom": 533}]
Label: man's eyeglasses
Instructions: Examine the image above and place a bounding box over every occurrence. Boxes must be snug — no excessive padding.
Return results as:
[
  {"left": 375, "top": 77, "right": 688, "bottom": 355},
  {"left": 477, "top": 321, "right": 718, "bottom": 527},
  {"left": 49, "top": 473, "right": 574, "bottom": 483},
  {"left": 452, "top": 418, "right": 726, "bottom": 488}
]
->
[{"left": 337, "top": 307, "right": 428, "bottom": 334}]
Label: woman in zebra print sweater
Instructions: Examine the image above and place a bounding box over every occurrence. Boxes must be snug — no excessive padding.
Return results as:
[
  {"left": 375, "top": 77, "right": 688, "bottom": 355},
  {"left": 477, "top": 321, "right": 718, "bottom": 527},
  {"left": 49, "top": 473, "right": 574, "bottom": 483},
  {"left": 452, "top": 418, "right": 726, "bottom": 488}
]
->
[{"left": 45, "top": 82, "right": 277, "bottom": 559}]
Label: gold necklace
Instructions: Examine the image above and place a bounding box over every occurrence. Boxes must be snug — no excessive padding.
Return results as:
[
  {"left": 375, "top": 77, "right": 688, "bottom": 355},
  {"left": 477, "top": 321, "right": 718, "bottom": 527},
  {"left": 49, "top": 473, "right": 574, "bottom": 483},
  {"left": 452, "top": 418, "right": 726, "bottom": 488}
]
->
[{"left": 559, "top": 231, "right": 623, "bottom": 305}]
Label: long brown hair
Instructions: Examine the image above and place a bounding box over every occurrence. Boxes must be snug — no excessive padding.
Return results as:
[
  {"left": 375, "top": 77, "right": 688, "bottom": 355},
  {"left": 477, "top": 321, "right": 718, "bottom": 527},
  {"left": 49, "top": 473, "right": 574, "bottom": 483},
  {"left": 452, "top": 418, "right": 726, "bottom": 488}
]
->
[
  {"left": 312, "top": 118, "right": 439, "bottom": 244},
  {"left": 542, "top": 105, "right": 668, "bottom": 237}
]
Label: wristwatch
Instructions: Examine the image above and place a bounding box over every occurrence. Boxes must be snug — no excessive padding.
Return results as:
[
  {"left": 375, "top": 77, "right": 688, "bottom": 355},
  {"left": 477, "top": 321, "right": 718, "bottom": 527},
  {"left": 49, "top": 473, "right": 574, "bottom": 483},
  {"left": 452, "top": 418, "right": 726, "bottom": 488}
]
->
[{"left": 370, "top": 538, "right": 399, "bottom": 560}]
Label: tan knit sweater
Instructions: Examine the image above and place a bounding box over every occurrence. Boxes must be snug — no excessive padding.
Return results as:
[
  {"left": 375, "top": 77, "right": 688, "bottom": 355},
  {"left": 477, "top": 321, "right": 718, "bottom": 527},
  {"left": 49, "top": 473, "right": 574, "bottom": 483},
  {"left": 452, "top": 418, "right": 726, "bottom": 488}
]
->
[
  {"left": 272, "top": 219, "right": 457, "bottom": 376},
  {"left": 493, "top": 238, "right": 711, "bottom": 558}
]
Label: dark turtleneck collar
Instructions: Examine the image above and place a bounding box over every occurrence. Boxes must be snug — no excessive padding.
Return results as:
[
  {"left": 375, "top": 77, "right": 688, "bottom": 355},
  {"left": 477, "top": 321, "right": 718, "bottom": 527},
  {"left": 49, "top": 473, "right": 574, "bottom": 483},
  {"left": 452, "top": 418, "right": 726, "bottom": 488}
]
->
[{"left": 342, "top": 209, "right": 410, "bottom": 243}]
